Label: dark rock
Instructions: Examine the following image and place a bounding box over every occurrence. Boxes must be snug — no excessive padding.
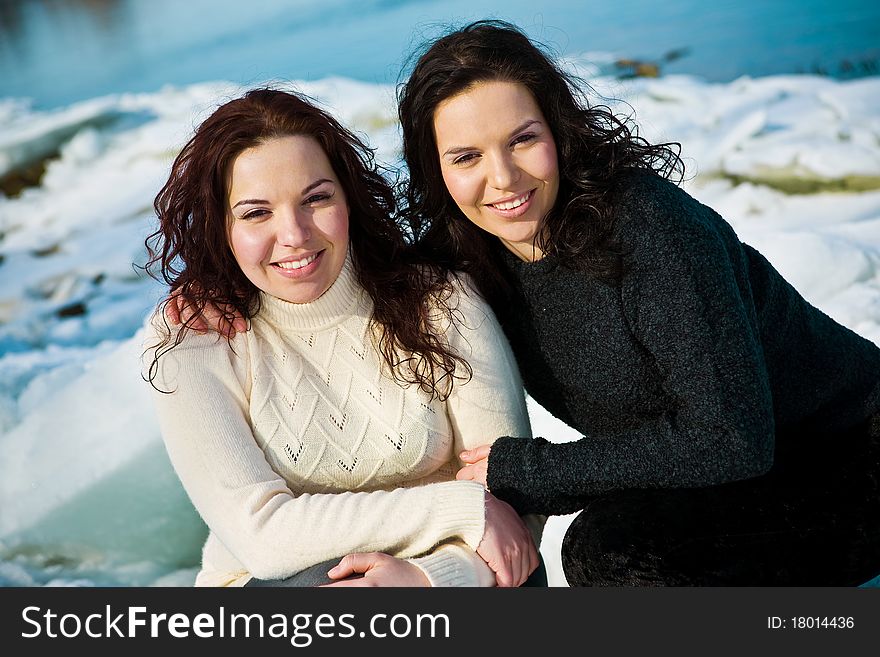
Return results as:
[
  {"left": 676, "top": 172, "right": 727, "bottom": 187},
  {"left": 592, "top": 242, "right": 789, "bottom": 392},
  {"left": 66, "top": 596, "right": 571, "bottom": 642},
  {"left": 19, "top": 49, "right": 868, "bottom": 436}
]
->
[{"left": 57, "top": 302, "right": 87, "bottom": 318}]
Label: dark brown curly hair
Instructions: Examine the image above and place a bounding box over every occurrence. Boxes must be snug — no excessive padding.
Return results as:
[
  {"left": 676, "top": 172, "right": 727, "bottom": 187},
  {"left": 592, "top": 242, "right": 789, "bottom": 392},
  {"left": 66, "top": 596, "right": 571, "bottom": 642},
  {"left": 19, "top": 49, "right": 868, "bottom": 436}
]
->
[
  {"left": 397, "top": 20, "right": 685, "bottom": 308},
  {"left": 145, "top": 88, "right": 469, "bottom": 398}
]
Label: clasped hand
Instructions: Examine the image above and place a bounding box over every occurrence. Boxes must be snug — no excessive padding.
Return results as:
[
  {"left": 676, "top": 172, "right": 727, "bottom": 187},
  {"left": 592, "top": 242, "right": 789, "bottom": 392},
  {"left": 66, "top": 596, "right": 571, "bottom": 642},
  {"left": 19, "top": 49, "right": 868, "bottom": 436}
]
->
[
  {"left": 477, "top": 490, "right": 539, "bottom": 587},
  {"left": 458, "top": 445, "right": 538, "bottom": 586},
  {"left": 456, "top": 444, "right": 490, "bottom": 486}
]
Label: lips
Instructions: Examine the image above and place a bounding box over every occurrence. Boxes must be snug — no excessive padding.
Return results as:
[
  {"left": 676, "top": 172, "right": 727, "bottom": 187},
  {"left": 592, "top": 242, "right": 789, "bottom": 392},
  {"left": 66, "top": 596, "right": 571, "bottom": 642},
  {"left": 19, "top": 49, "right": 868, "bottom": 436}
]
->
[
  {"left": 270, "top": 250, "right": 324, "bottom": 277},
  {"left": 489, "top": 190, "right": 532, "bottom": 209},
  {"left": 485, "top": 189, "right": 535, "bottom": 217},
  {"left": 273, "top": 252, "right": 319, "bottom": 270}
]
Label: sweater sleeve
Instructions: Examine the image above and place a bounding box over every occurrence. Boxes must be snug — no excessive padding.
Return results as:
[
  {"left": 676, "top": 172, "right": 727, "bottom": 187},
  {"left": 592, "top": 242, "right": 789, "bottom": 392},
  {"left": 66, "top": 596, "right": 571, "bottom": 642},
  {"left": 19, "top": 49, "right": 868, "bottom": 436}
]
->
[
  {"left": 144, "top": 316, "right": 487, "bottom": 582},
  {"left": 443, "top": 276, "right": 546, "bottom": 547},
  {"left": 444, "top": 274, "right": 533, "bottom": 455},
  {"left": 408, "top": 540, "right": 496, "bottom": 587},
  {"left": 487, "top": 180, "right": 776, "bottom": 515}
]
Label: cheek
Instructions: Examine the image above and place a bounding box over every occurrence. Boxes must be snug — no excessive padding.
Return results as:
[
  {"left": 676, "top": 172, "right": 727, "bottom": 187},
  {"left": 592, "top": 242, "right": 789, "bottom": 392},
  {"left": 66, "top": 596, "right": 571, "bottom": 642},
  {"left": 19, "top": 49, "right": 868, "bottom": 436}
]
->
[
  {"left": 316, "top": 208, "right": 349, "bottom": 245},
  {"left": 228, "top": 226, "right": 269, "bottom": 268},
  {"left": 440, "top": 169, "right": 474, "bottom": 208},
  {"left": 535, "top": 144, "right": 559, "bottom": 182}
]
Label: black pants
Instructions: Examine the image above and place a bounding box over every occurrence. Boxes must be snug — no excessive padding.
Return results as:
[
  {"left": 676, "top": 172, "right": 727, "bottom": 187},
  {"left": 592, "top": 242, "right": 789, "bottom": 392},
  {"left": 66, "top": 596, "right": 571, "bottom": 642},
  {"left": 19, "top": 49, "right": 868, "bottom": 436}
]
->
[{"left": 562, "top": 423, "right": 880, "bottom": 586}]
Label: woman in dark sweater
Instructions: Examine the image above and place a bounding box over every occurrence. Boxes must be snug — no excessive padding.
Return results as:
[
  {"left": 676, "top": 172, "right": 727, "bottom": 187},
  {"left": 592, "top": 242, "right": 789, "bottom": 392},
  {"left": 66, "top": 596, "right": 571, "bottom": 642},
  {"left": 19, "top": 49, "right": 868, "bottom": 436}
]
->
[{"left": 397, "top": 20, "right": 880, "bottom": 585}]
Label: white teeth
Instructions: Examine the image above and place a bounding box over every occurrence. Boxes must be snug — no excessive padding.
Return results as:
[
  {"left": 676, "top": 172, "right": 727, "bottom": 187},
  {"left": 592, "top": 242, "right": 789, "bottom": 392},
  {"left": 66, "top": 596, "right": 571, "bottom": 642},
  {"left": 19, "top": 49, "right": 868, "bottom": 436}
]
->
[
  {"left": 275, "top": 253, "right": 318, "bottom": 270},
  {"left": 492, "top": 192, "right": 530, "bottom": 210}
]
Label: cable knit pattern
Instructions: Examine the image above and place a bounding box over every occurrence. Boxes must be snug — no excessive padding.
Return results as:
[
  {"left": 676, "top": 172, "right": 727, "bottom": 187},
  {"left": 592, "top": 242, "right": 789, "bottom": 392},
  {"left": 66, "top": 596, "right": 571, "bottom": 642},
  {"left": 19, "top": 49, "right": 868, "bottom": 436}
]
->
[
  {"left": 250, "top": 285, "right": 456, "bottom": 493},
  {"left": 145, "top": 254, "right": 532, "bottom": 586}
]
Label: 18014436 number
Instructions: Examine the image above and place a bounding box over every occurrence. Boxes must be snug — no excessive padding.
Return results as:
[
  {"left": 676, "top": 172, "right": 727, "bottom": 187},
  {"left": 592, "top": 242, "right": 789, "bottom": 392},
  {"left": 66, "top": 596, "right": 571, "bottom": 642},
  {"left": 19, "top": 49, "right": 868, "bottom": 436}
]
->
[
  {"left": 790, "top": 616, "right": 854, "bottom": 629},
  {"left": 767, "top": 616, "right": 855, "bottom": 629}
]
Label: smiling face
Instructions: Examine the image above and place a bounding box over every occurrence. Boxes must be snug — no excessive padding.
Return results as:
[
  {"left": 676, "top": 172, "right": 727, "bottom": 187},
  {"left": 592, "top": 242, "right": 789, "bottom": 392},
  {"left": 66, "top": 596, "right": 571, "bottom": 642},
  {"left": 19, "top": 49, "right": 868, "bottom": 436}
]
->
[
  {"left": 227, "top": 135, "right": 349, "bottom": 304},
  {"left": 433, "top": 80, "right": 560, "bottom": 262}
]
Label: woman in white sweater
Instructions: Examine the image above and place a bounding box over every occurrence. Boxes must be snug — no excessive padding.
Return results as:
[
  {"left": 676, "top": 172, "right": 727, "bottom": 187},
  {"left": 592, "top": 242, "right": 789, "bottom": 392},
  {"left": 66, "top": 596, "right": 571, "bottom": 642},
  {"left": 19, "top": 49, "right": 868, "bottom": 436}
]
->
[{"left": 143, "top": 88, "right": 541, "bottom": 587}]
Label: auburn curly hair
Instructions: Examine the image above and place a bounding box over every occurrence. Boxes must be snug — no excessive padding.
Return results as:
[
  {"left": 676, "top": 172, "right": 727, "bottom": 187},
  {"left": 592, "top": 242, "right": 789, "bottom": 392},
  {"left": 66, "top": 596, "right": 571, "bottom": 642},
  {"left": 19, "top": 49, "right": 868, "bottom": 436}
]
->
[{"left": 145, "top": 88, "right": 470, "bottom": 398}]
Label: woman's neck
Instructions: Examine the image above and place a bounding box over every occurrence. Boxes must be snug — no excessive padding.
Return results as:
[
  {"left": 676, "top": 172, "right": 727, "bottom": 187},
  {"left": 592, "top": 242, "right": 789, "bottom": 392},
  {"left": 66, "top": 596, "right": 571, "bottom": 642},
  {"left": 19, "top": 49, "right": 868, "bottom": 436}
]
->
[
  {"left": 500, "top": 237, "right": 545, "bottom": 262},
  {"left": 257, "top": 252, "right": 363, "bottom": 331}
]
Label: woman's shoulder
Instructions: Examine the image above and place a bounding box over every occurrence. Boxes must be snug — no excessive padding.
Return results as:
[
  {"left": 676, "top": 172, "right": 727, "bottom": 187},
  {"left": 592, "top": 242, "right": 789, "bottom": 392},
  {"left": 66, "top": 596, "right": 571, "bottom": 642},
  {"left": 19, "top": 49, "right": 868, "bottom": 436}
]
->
[
  {"left": 446, "top": 271, "right": 493, "bottom": 318},
  {"left": 142, "top": 309, "right": 246, "bottom": 355},
  {"left": 141, "top": 308, "right": 252, "bottom": 390},
  {"left": 612, "top": 170, "right": 697, "bottom": 224},
  {"left": 446, "top": 270, "right": 480, "bottom": 298},
  {"left": 610, "top": 169, "right": 732, "bottom": 248},
  {"left": 424, "top": 270, "right": 501, "bottom": 348}
]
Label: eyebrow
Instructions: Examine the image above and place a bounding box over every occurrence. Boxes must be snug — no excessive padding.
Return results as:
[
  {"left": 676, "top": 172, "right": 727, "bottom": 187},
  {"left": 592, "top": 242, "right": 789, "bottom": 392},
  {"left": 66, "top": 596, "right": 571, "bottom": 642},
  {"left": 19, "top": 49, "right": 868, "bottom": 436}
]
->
[
  {"left": 231, "top": 178, "right": 334, "bottom": 209},
  {"left": 442, "top": 120, "right": 541, "bottom": 157}
]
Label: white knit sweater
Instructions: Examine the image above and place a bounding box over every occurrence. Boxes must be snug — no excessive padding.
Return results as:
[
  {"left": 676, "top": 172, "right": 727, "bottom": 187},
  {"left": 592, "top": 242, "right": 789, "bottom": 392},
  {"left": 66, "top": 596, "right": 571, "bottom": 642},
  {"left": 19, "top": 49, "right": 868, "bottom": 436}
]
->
[{"left": 145, "top": 257, "right": 533, "bottom": 586}]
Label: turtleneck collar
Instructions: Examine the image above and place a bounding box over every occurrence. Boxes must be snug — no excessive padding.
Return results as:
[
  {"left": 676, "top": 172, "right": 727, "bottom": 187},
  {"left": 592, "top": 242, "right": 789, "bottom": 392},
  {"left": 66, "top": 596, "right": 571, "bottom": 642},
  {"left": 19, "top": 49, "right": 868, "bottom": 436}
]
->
[
  {"left": 496, "top": 240, "right": 559, "bottom": 277},
  {"left": 257, "top": 249, "right": 364, "bottom": 331}
]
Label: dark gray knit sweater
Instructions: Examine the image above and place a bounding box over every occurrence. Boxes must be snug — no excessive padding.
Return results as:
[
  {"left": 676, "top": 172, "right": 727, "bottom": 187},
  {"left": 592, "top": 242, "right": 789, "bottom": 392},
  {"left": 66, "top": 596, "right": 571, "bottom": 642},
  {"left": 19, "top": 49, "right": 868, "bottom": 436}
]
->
[{"left": 486, "top": 172, "right": 880, "bottom": 516}]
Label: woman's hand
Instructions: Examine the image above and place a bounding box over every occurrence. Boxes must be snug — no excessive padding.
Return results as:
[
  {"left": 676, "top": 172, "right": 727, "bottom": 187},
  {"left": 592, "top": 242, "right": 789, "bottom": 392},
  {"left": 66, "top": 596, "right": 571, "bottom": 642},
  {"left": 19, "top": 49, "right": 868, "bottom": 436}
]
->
[
  {"left": 476, "top": 492, "right": 539, "bottom": 587},
  {"left": 456, "top": 444, "right": 491, "bottom": 486},
  {"left": 320, "top": 553, "right": 431, "bottom": 587},
  {"left": 164, "top": 288, "right": 247, "bottom": 338},
  {"left": 458, "top": 446, "right": 538, "bottom": 586}
]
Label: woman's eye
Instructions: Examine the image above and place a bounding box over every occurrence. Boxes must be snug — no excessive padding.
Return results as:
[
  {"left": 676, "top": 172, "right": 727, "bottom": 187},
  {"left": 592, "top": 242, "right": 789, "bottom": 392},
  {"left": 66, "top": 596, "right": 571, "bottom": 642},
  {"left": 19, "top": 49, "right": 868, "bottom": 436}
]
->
[
  {"left": 305, "top": 192, "right": 331, "bottom": 204},
  {"left": 453, "top": 153, "right": 478, "bottom": 165},
  {"left": 240, "top": 209, "right": 269, "bottom": 221},
  {"left": 511, "top": 133, "right": 536, "bottom": 146}
]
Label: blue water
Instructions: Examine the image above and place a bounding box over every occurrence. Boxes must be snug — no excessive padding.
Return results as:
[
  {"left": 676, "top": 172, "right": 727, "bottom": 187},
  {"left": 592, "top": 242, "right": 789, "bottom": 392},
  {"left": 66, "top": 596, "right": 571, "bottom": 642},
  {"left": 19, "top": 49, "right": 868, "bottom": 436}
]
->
[{"left": 1, "top": 0, "right": 878, "bottom": 110}]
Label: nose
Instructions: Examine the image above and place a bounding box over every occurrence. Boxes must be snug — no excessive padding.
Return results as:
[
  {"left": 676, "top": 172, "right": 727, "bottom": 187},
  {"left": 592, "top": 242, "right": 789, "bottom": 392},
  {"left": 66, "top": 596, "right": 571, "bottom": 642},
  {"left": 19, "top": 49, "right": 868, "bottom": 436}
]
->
[
  {"left": 487, "top": 151, "right": 521, "bottom": 190},
  {"left": 276, "top": 208, "right": 311, "bottom": 247}
]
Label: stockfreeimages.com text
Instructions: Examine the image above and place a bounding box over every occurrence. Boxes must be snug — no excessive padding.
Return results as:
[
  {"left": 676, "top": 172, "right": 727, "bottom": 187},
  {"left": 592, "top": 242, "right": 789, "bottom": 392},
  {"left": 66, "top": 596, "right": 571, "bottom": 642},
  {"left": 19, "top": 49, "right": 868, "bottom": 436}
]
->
[{"left": 21, "top": 605, "right": 450, "bottom": 646}]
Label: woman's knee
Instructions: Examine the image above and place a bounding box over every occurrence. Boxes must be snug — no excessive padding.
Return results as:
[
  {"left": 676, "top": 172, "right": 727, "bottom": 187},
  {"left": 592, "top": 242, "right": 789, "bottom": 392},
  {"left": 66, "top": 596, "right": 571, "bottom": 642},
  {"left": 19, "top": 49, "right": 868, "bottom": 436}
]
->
[
  {"left": 561, "top": 498, "right": 660, "bottom": 586},
  {"left": 561, "top": 491, "right": 704, "bottom": 586}
]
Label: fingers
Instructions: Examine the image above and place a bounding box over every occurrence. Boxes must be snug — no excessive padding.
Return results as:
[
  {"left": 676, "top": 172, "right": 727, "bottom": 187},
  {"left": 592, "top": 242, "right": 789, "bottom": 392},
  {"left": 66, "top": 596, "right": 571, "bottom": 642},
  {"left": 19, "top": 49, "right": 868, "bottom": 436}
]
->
[
  {"left": 167, "top": 290, "right": 207, "bottom": 332},
  {"left": 460, "top": 444, "right": 491, "bottom": 463},
  {"left": 327, "top": 552, "right": 383, "bottom": 579},
  {"left": 519, "top": 543, "right": 538, "bottom": 587},
  {"left": 324, "top": 554, "right": 429, "bottom": 587},
  {"left": 327, "top": 554, "right": 361, "bottom": 580},
  {"left": 494, "top": 563, "right": 516, "bottom": 588},
  {"left": 456, "top": 460, "right": 487, "bottom": 486},
  {"left": 528, "top": 544, "right": 540, "bottom": 581},
  {"left": 479, "top": 492, "right": 539, "bottom": 587},
  {"left": 327, "top": 557, "right": 356, "bottom": 580},
  {"left": 499, "top": 543, "right": 526, "bottom": 588},
  {"left": 455, "top": 464, "right": 475, "bottom": 481},
  {"left": 459, "top": 445, "right": 491, "bottom": 486},
  {"left": 509, "top": 532, "right": 540, "bottom": 587},
  {"left": 191, "top": 315, "right": 213, "bottom": 335},
  {"left": 216, "top": 315, "right": 236, "bottom": 339},
  {"left": 207, "top": 303, "right": 246, "bottom": 339},
  {"left": 163, "top": 287, "right": 247, "bottom": 338},
  {"left": 514, "top": 535, "right": 539, "bottom": 587},
  {"left": 174, "top": 296, "right": 211, "bottom": 335},
  {"left": 200, "top": 303, "right": 231, "bottom": 338},
  {"left": 320, "top": 579, "right": 374, "bottom": 588},
  {"left": 164, "top": 297, "right": 182, "bottom": 326},
  {"left": 498, "top": 542, "right": 538, "bottom": 587}
]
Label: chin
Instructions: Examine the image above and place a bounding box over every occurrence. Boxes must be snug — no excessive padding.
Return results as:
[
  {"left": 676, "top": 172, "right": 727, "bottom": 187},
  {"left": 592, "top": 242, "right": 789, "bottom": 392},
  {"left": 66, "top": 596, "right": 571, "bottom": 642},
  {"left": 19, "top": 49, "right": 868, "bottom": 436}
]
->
[{"left": 271, "top": 283, "right": 319, "bottom": 304}]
